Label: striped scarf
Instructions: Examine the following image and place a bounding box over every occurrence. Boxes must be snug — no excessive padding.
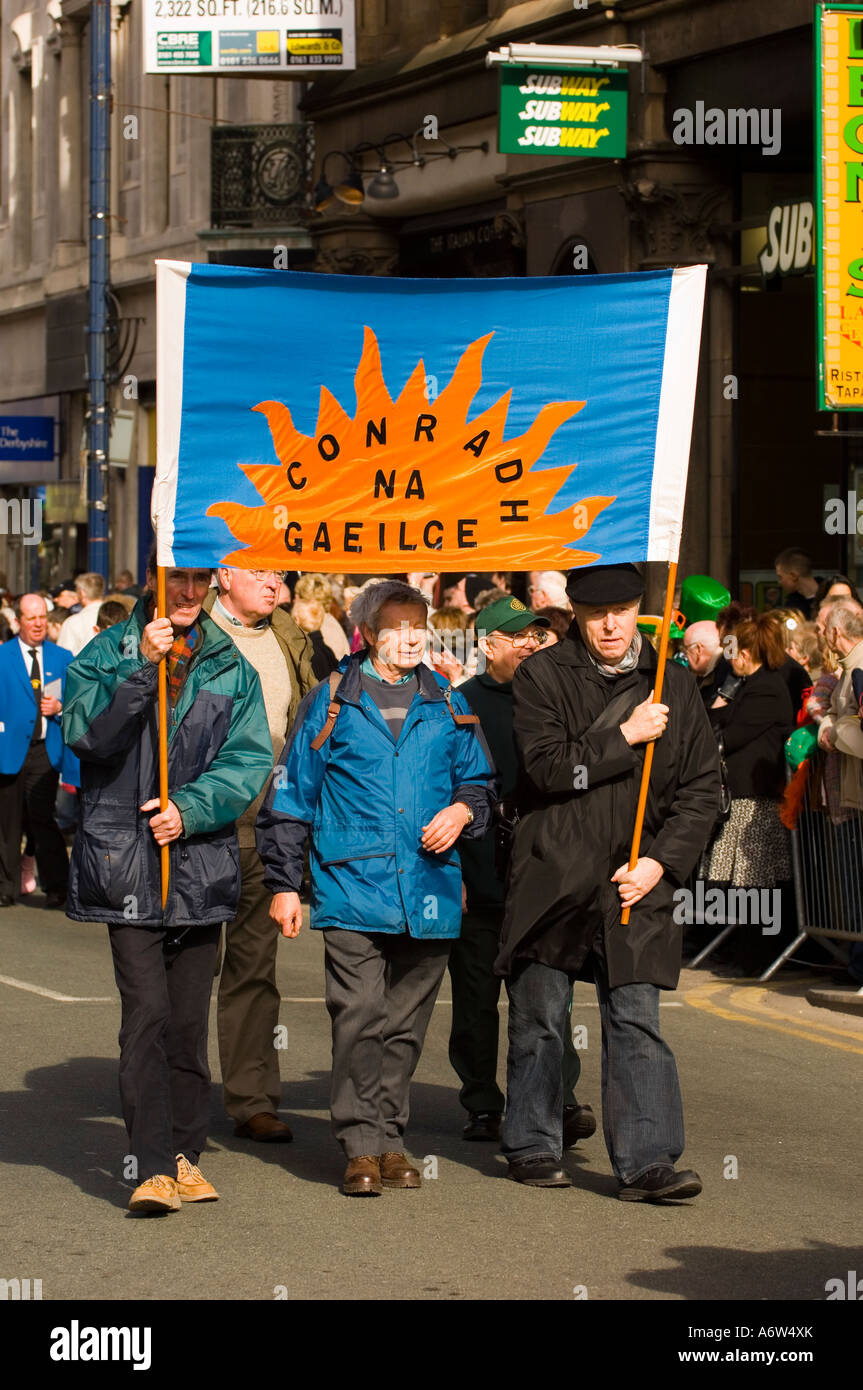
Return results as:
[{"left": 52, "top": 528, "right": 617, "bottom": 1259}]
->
[{"left": 166, "top": 624, "right": 201, "bottom": 707}]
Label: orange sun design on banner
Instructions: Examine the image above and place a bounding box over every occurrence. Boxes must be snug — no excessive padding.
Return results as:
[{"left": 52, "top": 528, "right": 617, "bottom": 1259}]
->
[{"left": 207, "top": 327, "right": 615, "bottom": 572}]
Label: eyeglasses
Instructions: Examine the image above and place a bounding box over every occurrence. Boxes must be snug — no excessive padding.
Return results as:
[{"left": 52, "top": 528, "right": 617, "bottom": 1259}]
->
[
  {"left": 493, "top": 629, "right": 548, "bottom": 648},
  {"left": 247, "top": 570, "right": 286, "bottom": 584}
]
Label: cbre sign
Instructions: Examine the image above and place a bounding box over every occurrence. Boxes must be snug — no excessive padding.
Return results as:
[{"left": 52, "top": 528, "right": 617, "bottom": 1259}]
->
[
  {"left": 498, "top": 65, "right": 628, "bottom": 159},
  {"left": 815, "top": 3, "right": 863, "bottom": 408}
]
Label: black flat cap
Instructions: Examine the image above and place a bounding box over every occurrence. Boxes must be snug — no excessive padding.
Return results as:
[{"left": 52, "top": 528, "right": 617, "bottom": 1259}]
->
[{"left": 566, "top": 563, "right": 644, "bottom": 607}]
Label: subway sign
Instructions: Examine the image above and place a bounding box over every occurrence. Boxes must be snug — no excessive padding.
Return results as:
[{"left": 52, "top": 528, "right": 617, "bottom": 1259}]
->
[
  {"left": 498, "top": 65, "right": 628, "bottom": 159},
  {"left": 758, "top": 201, "right": 815, "bottom": 280},
  {"left": 815, "top": 3, "right": 863, "bottom": 408}
]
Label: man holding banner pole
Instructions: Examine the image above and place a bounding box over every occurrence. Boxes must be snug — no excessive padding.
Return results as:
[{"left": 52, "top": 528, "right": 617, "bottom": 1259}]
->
[
  {"left": 62, "top": 547, "right": 274, "bottom": 1214},
  {"left": 495, "top": 562, "right": 721, "bottom": 1198}
]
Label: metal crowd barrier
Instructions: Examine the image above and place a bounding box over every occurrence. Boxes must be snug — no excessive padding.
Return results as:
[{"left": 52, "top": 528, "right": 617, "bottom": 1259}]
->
[
  {"left": 775, "top": 773, "right": 863, "bottom": 986},
  {"left": 687, "top": 762, "right": 863, "bottom": 986}
]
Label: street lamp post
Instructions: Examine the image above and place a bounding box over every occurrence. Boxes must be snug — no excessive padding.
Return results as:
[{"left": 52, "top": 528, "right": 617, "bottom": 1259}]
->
[{"left": 86, "top": 0, "right": 111, "bottom": 580}]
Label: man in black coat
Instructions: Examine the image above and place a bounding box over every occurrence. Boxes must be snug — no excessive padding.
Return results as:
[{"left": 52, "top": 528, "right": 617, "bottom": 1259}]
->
[
  {"left": 448, "top": 596, "right": 594, "bottom": 1147},
  {"left": 496, "top": 564, "right": 721, "bottom": 1200}
]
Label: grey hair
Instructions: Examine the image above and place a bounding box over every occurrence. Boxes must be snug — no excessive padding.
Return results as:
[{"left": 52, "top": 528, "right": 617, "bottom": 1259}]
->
[
  {"left": 827, "top": 603, "right": 863, "bottom": 641},
  {"left": 75, "top": 571, "right": 105, "bottom": 602},
  {"left": 349, "top": 579, "right": 429, "bottom": 636}
]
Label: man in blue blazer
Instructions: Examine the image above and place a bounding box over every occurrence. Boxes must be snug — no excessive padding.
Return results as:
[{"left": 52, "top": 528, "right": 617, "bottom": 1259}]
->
[{"left": 0, "top": 594, "right": 74, "bottom": 907}]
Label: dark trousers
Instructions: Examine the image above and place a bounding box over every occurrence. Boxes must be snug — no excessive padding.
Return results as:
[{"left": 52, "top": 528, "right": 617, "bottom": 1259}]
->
[
  {"left": 324, "top": 928, "right": 450, "bottom": 1158},
  {"left": 0, "top": 742, "right": 68, "bottom": 897},
  {"left": 502, "top": 952, "right": 684, "bottom": 1183},
  {"left": 217, "top": 847, "right": 282, "bottom": 1124},
  {"left": 108, "top": 921, "right": 221, "bottom": 1182},
  {"left": 448, "top": 908, "right": 581, "bottom": 1114}
]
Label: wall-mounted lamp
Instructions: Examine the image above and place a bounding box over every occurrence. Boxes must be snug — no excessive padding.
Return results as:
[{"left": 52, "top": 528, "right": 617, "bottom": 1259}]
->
[
  {"left": 315, "top": 130, "right": 490, "bottom": 209},
  {"left": 314, "top": 151, "right": 366, "bottom": 212}
]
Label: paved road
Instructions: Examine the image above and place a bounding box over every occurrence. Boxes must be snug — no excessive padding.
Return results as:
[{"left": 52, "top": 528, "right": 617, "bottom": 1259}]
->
[{"left": 1, "top": 895, "right": 862, "bottom": 1303}]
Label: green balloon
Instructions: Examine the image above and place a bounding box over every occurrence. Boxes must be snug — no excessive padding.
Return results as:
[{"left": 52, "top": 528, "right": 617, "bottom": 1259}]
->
[{"left": 680, "top": 575, "right": 731, "bottom": 625}]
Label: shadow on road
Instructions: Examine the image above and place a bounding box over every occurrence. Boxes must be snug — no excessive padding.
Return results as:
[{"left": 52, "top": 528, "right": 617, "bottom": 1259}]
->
[
  {"left": 0, "top": 1057, "right": 135, "bottom": 1209},
  {"left": 627, "top": 1240, "right": 863, "bottom": 1300},
  {"left": 0, "top": 1058, "right": 614, "bottom": 1207}
]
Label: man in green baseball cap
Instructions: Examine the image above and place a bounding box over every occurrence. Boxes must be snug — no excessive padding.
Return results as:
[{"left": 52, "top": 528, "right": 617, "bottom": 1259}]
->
[{"left": 447, "top": 594, "right": 596, "bottom": 1149}]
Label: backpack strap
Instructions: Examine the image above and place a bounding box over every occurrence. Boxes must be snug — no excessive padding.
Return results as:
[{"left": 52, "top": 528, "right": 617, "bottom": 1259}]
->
[
  {"left": 444, "top": 685, "right": 479, "bottom": 727},
  {"left": 310, "top": 671, "right": 343, "bottom": 750}
]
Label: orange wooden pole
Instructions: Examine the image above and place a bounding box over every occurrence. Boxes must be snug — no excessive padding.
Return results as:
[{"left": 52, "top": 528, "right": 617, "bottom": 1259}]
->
[
  {"left": 156, "top": 563, "right": 170, "bottom": 910},
  {"left": 620, "top": 559, "right": 678, "bottom": 926}
]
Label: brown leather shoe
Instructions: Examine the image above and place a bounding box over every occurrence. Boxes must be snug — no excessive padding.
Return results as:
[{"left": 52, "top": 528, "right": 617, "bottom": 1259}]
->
[
  {"left": 379, "top": 1151, "right": 421, "bottom": 1189},
  {"left": 233, "top": 1113, "right": 294, "bottom": 1143},
  {"left": 343, "top": 1155, "right": 382, "bottom": 1196}
]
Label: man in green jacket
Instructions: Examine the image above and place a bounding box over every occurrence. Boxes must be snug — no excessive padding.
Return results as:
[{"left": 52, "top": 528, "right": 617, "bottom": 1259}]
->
[
  {"left": 450, "top": 596, "right": 595, "bottom": 1148},
  {"left": 204, "top": 572, "right": 316, "bottom": 1143},
  {"left": 63, "top": 549, "right": 273, "bottom": 1214}
]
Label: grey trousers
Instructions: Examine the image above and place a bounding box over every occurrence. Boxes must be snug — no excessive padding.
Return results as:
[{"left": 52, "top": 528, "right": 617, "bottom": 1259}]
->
[
  {"left": 217, "top": 848, "right": 282, "bottom": 1124},
  {"left": 323, "top": 928, "right": 450, "bottom": 1158}
]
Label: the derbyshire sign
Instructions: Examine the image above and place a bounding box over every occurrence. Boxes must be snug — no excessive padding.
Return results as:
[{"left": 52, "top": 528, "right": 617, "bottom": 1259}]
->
[
  {"left": 816, "top": 3, "right": 863, "bottom": 408},
  {"left": 0, "top": 415, "right": 57, "bottom": 484},
  {"left": 498, "top": 65, "right": 628, "bottom": 159},
  {"left": 142, "top": 0, "right": 355, "bottom": 74}
]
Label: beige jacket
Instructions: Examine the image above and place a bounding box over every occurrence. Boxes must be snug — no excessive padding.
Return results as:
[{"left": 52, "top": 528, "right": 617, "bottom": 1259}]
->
[{"left": 819, "top": 638, "right": 863, "bottom": 810}]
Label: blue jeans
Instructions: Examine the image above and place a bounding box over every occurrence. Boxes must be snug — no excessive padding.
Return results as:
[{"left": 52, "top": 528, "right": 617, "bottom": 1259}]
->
[{"left": 501, "top": 956, "right": 685, "bottom": 1183}]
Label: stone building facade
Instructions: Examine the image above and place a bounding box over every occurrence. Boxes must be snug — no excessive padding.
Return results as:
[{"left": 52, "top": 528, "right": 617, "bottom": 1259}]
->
[{"left": 0, "top": 0, "right": 849, "bottom": 601}]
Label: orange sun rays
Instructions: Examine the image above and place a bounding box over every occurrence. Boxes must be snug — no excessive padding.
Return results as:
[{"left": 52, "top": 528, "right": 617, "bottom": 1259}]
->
[{"left": 206, "top": 327, "right": 615, "bottom": 570}]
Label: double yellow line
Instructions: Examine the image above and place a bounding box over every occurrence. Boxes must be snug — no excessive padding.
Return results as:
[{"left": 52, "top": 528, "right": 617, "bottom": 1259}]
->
[{"left": 683, "top": 979, "right": 863, "bottom": 1055}]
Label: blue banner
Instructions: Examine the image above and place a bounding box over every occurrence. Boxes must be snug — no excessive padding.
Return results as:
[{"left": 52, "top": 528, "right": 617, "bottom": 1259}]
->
[{"left": 154, "top": 262, "right": 705, "bottom": 571}]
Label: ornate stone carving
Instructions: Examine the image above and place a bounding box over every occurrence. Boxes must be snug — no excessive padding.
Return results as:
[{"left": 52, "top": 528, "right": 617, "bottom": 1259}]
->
[
  {"left": 47, "top": 16, "right": 84, "bottom": 58},
  {"left": 618, "top": 177, "right": 730, "bottom": 266},
  {"left": 492, "top": 210, "right": 525, "bottom": 249},
  {"left": 314, "top": 245, "right": 400, "bottom": 276}
]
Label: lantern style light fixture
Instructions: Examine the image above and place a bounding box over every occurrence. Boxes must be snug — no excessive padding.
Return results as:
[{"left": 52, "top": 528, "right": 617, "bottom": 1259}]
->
[{"left": 314, "top": 130, "right": 490, "bottom": 208}]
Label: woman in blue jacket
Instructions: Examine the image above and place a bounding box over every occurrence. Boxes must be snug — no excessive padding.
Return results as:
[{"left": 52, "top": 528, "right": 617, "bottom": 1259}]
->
[{"left": 257, "top": 579, "right": 495, "bottom": 1197}]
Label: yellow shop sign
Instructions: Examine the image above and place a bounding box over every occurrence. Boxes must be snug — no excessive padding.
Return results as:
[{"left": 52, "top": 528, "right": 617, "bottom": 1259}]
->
[{"left": 816, "top": 3, "right": 863, "bottom": 407}]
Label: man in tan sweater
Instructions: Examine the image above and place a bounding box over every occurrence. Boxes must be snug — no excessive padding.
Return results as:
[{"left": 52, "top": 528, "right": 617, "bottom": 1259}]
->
[{"left": 206, "top": 570, "right": 316, "bottom": 1141}]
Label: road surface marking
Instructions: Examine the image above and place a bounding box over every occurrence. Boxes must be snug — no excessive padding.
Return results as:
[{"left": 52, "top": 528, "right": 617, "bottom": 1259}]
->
[
  {"left": 0, "top": 974, "right": 112, "bottom": 1003},
  {"left": 727, "top": 984, "right": 863, "bottom": 1042},
  {"left": 684, "top": 981, "right": 863, "bottom": 1055}
]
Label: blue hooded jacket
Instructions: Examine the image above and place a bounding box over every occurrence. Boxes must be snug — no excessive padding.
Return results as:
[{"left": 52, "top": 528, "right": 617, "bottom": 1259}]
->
[{"left": 256, "top": 653, "right": 496, "bottom": 938}]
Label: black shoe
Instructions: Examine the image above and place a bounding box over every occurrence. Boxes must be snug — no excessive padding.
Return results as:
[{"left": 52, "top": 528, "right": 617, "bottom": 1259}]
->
[
  {"left": 0, "top": 894, "right": 15, "bottom": 907},
  {"left": 462, "top": 1110, "right": 502, "bottom": 1142},
  {"left": 562, "top": 1103, "right": 597, "bottom": 1148},
  {"left": 43, "top": 893, "right": 67, "bottom": 910},
  {"left": 618, "top": 1165, "right": 702, "bottom": 1202},
  {"left": 507, "top": 1156, "right": 572, "bottom": 1187}
]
